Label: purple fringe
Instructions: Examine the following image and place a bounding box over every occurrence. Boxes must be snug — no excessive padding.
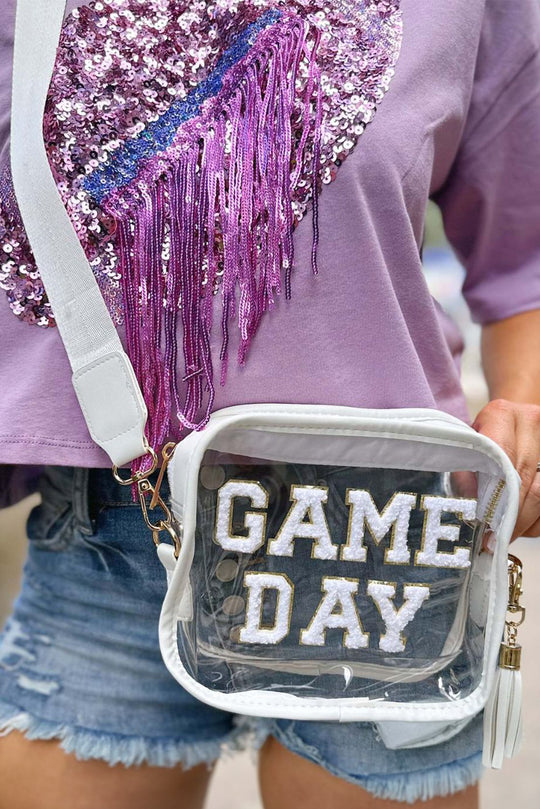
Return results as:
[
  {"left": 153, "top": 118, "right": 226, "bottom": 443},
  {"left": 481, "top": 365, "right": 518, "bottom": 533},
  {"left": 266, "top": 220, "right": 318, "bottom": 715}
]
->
[{"left": 106, "top": 15, "right": 322, "bottom": 471}]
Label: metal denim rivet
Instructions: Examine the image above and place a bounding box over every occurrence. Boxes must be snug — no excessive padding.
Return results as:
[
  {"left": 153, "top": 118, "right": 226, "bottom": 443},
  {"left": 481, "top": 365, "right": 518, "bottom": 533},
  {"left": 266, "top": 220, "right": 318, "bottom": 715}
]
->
[
  {"left": 200, "top": 465, "right": 226, "bottom": 490},
  {"left": 222, "top": 595, "right": 245, "bottom": 616},
  {"left": 215, "top": 558, "right": 239, "bottom": 582}
]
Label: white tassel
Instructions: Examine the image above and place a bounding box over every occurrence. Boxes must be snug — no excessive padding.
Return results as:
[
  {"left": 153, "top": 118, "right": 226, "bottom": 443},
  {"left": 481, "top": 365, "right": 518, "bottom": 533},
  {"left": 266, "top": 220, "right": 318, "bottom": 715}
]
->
[
  {"left": 483, "top": 553, "right": 525, "bottom": 769},
  {"left": 483, "top": 660, "right": 523, "bottom": 768}
]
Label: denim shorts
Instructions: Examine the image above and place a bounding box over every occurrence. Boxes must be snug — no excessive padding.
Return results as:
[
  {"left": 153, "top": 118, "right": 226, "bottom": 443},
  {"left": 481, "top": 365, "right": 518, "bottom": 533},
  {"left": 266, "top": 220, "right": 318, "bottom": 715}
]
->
[{"left": 0, "top": 466, "right": 484, "bottom": 804}]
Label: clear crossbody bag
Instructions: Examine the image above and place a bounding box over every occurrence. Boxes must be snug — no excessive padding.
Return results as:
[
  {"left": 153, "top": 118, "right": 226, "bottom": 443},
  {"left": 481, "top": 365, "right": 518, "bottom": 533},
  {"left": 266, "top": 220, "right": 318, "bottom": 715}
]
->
[
  {"left": 10, "top": 0, "right": 526, "bottom": 770},
  {"left": 155, "top": 404, "right": 523, "bottom": 763}
]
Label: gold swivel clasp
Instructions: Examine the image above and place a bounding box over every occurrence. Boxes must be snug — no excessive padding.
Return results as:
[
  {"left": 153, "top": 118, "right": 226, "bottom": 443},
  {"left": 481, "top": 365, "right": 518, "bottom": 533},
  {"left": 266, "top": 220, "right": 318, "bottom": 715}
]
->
[{"left": 112, "top": 440, "right": 182, "bottom": 558}]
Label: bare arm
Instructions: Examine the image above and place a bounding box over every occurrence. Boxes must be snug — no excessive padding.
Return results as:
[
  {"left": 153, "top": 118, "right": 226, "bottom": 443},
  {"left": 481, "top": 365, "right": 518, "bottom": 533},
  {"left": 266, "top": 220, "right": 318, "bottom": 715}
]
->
[
  {"left": 473, "top": 308, "right": 540, "bottom": 540},
  {"left": 481, "top": 309, "right": 540, "bottom": 404}
]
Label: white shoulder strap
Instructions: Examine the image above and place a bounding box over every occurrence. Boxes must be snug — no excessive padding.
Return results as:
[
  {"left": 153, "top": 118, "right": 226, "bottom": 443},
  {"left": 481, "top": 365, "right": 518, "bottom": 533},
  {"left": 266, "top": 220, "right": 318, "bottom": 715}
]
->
[{"left": 10, "top": 0, "right": 148, "bottom": 467}]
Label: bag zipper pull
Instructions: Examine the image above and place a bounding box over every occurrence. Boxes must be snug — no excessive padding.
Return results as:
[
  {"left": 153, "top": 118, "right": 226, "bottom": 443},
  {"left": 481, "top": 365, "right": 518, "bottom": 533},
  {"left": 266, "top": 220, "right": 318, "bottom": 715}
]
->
[{"left": 483, "top": 553, "right": 525, "bottom": 768}]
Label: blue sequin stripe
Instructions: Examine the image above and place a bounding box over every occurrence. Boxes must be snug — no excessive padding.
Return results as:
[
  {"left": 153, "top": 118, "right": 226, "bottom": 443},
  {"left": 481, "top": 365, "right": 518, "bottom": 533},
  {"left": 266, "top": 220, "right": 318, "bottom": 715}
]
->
[{"left": 85, "top": 8, "right": 283, "bottom": 204}]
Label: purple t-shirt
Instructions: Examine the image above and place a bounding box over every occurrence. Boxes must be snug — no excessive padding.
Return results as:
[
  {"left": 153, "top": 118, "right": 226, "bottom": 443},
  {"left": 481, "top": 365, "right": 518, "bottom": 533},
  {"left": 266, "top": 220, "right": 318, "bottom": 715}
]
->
[{"left": 0, "top": 0, "right": 539, "bottom": 477}]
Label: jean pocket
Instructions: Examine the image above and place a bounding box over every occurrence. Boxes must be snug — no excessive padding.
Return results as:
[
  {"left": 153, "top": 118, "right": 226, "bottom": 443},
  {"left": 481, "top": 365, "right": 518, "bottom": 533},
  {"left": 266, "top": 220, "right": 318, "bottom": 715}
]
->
[{"left": 25, "top": 467, "right": 88, "bottom": 552}]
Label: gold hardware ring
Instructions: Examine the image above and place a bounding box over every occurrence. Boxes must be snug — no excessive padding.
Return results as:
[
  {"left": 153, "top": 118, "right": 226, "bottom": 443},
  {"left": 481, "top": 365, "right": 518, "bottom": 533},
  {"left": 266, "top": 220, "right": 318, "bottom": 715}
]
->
[{"left": 112, "top": 441, "right": 159, "bottom": 486}]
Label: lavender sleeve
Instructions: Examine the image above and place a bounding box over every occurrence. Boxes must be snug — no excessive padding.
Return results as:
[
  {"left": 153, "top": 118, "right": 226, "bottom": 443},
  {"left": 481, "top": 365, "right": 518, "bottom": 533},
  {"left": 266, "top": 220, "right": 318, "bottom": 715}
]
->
[{"left": 434, "top": 40, "right": 540, "bottom": 325}]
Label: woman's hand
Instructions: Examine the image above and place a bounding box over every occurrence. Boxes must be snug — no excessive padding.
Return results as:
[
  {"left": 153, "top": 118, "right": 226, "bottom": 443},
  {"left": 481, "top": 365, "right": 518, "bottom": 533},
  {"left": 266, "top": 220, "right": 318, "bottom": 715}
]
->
[{"left": 472, "top": 398, "right": 540, "bottom": 540}]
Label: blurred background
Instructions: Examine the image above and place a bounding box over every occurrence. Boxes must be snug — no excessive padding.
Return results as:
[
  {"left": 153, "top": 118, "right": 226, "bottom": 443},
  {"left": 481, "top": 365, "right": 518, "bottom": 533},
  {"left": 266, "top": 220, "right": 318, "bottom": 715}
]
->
[{"left": 1, "top": 203, "right": 538, "bottom": 807}]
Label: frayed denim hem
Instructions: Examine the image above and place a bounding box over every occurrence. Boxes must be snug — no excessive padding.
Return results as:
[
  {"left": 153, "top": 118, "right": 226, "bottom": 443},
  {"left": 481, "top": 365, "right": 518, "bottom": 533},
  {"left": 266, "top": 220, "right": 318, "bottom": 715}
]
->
[
  {"left": 0, "top": 701, "right": 249, "bottom": 769},
  {"left": 272, "top": 722, "right": 484, "bottom": 804},
  {"left": 231, "top": 715, "right": 274, "bottom": 766},
  {"left": 355, "top": 753, "right": 484, "bottom": 804}
]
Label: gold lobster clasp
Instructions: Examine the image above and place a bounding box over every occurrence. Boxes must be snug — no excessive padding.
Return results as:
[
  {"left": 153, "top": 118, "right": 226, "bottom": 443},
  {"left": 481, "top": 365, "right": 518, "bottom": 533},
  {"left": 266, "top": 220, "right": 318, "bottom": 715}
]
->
[
  {"left": 500, "top": 554, "right": 525, "bottom": 670},
  {"left": 507, "top": 553, "right": 525, "bottom": 627},
  {"left": 111, "top": 441, "right": 181, "bottom": 558}
]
